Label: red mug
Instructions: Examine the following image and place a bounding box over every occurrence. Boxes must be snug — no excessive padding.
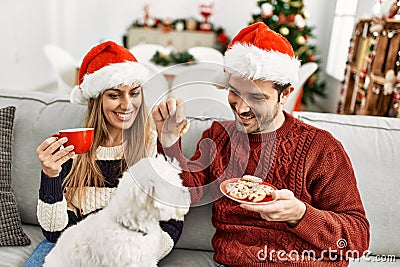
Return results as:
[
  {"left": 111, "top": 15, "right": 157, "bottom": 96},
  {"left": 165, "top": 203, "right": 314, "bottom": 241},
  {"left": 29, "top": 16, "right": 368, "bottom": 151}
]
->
[{"left": 52, "top": 128, "right": 94, "bottom": 154}]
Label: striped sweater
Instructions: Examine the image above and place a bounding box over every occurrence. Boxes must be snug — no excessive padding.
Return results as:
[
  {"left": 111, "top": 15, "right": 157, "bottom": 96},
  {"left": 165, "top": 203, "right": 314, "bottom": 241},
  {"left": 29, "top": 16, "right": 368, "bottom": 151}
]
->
[{"left": 37, "top": 144, "right": 183, "bottom": 259}]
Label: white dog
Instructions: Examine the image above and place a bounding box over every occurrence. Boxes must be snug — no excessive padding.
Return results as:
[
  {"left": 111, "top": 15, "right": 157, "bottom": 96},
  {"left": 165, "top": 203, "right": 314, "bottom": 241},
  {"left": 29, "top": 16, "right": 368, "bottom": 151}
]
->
[{"left": 43, "top": 156, "right": 190, "bottom": 267}]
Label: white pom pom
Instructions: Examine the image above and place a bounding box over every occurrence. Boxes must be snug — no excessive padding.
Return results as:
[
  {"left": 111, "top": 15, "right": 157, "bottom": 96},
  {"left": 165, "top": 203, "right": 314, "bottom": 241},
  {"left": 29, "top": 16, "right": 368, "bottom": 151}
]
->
[{"left": 70, "top": 86, "right": 88, "bottom": 105}]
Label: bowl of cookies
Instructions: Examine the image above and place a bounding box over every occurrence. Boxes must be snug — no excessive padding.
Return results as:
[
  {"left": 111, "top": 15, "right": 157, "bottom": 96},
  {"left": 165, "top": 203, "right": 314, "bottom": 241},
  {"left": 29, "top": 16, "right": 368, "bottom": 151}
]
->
[{"left": 220, "top": 175, "right": 277, "bottom": 205}]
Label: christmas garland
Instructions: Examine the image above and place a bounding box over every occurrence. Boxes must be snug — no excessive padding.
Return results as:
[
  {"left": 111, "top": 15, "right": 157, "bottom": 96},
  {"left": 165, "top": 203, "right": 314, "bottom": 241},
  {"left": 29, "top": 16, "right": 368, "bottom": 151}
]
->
[{"left": 150, "top": 51, "right": 195, "bottom": 66}]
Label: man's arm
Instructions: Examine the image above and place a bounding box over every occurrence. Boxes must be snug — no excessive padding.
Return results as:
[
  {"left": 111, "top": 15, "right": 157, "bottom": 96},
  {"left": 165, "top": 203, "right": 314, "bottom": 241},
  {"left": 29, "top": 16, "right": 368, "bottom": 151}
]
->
[{"left": 243, "top": 142, "right": 370, "bottom": 256}]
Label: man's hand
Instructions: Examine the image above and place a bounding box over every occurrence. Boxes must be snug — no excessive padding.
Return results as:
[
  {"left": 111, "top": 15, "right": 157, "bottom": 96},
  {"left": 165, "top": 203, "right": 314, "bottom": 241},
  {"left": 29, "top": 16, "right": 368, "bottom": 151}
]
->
[
  {"left": 152, "top": 98, "right": 187, "bottom": 148},
  {"left": 240, "top": 189, "right": 306, "bottom": 226}
]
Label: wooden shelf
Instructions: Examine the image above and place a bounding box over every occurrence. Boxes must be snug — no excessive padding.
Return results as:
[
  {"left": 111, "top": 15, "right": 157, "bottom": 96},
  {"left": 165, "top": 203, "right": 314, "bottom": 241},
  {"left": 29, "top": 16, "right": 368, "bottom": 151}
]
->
[
  {"left": 370, "top": 74, "right": 386, "bottom": 85},
  {"left": 127, "top": 28, "right": 216, "bottom": 51},
  {"left": 340, "top": 18, "right": 400, "bottom": 117},
  {"left": 350, "top": 66, "right": 365, "bottom": 75}
]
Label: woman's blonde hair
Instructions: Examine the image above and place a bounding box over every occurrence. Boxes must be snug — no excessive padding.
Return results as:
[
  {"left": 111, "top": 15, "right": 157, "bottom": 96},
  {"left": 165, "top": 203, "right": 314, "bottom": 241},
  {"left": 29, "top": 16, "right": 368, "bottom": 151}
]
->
[{"left": 63, "top": 90, "right": 152, "bottom": 213}]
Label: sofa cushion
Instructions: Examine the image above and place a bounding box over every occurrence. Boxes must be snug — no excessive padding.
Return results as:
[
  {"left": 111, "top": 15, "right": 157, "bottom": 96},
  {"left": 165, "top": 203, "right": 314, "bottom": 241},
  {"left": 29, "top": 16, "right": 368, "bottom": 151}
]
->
[
  {"left": 0, "top": 224, "right": 43, "bottom": 267},
  {"left": 0, "top": 106, "right": 31, "bottom": 246},
  {"left": 0, "top": 90, "right": 86, "bottom": 225},
  {"left": 348, "top": 256, "right": 399, "bottom": 266},
  {"left": 181, "top": 118, "right": 214, "bottom": 158},
  {"left": 159, "top": 248, "right": 215, "bottom": 266},
  {"left": 293, "top": 112, "right": 400, "bottom": 258},
  {"left": 176, "top": 204, "right": 215, "bottom": 251}
]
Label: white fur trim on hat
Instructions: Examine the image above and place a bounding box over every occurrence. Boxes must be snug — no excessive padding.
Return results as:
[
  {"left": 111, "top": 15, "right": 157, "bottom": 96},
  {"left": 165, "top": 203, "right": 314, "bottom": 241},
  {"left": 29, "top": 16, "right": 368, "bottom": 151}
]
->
[
  {"left": 224, "top": 43, "right": 300, "bottom": 85},
  {"left": 70, "top": 85, "right": 87, "bottom": 105},
  {"left": 76, "top": 61, "right": 151, "bottom": 104}
]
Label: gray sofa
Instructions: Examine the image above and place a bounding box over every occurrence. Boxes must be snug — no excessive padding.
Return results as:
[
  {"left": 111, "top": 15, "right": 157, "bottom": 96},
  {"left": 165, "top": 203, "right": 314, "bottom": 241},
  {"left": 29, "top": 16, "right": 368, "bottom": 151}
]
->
[{"left": 1, "top": 88, "right": 400, "bottom": 266}]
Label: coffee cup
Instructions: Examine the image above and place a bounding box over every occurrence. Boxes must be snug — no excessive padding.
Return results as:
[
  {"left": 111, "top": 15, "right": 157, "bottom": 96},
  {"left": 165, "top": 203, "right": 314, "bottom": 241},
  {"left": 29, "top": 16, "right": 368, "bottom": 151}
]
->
[{"left": 52, "top": 128, "right": 94, "bottom": 154}]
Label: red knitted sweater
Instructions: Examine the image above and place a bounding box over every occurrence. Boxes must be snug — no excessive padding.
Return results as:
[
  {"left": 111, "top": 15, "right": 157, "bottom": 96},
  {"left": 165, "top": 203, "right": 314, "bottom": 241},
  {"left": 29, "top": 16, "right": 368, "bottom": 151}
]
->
[{"left": 159, "top": 113, "right": 370, "bottom": 267}]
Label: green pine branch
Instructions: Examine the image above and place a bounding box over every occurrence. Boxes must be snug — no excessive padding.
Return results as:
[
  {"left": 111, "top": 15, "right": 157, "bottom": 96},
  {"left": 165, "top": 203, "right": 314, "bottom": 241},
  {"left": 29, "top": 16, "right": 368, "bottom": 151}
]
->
[{"left": 251, "top": 0, "right": 326, "bottom": 104}]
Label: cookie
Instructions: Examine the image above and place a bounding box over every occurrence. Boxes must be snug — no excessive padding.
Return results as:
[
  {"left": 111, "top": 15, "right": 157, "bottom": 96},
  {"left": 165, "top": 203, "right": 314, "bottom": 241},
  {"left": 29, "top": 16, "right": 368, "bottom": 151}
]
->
[
  {"left": 258, "top": 184, "right": 275, "bottom": 196},
  {"left": 248, "top": 185, "right": 268, "bottom": 202},
  {"left": 241, "top": 175, "right": 263, "bottom": 183},
  {"left": 173, "top": 119, "right": 190, "bottom": 137},
  {"left": 227, "top": 182, "right": 250, "bottom": 200}
]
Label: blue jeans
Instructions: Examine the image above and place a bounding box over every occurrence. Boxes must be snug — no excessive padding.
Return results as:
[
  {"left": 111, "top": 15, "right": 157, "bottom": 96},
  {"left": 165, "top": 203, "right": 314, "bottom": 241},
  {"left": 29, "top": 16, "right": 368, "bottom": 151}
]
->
[{"left": 24, "top": 239, "right": 55, "bottom": 267}]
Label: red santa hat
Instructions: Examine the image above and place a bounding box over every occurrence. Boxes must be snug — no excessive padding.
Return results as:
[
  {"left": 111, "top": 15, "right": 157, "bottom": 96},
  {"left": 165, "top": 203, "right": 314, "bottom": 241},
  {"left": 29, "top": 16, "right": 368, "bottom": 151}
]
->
[
  {"left": 224, "top": 22, "right": 300, "bottom": 85},
  {"left": 70, "top": 41, "right": 151, "bottom": 104}
]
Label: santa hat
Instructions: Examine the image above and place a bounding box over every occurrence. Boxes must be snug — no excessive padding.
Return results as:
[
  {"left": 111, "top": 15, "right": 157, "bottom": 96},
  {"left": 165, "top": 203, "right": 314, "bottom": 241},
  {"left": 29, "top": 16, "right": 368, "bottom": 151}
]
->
[
  {"left": 70, "top": 41, "right": 151, "bottom": 104},
  {"left": 224, "top": 22, "right": 300, "bottom": 85}
]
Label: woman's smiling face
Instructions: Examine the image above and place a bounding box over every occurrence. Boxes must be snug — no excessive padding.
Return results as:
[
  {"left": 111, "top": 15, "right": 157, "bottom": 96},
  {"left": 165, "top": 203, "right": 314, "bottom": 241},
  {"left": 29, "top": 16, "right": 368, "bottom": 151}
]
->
[{"left": 101, "top": 84, "right": 143, "bottom": 136}]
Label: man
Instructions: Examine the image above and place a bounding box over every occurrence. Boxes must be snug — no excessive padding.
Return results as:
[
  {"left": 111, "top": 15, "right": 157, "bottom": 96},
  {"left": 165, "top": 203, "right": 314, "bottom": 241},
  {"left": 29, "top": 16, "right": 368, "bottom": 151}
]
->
[{"left": 152, "top": 22, "right": 369, "bottom": 266}]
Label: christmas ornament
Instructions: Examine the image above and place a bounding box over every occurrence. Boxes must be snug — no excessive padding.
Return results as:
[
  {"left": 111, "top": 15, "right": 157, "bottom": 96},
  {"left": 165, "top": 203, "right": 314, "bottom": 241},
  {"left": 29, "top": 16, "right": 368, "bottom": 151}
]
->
[
  {"left": 186, "top": 18, "right": 198, "bottom": 31},
  {"left": 161, "top": 18, "right": 173, "bottom": 32},
  {"left": 294, "top": 14, "right": 306, "bottom": 29},
  {"left": 199, "top": 3, "right": 214, "bottom": 31},
  {"left": 261, "top": 3, "right": 274, "bottom": 18},
  {"left": 369, "top": 22, "right": 384, "bottom": 36},
  {"left": 296, "top": 35, "right": 306, "bottom": 45},
  {"left": 307, "top": 55, "right": 315, "bottom": 62},
  {"left": 291, "top": 1, "right": 303, "bottom": 8},
  {"left": 253, "top": 7, "right": 262, "bottom": 15},
  {"left": 278, "top": 13, "right": 287, "bottom": 23},
  {"left": 396, "top": 51, "right": 400, "bottom": 74},
  {"left": 287, "top": 14, "right": 296, "bottom": 22},
  {"left": 307, "top": 74, "right": 316, "bottom": 85},
  {"left": 388, "top": 0, "right": 400, "bottom": 18},
  {"left": 388, "top": 78, "right": 400, "bottom": 117},
  {"left": 175, "top": 21, "right": 184, "bottom": 31},
  {"left": 280, "top": 27, "right": 290, "bottom": 35},
  {"left": 143, "top": 5, "right": 150, "bottom": 27},
  {"left": 383, "top": 69, "right": 397, "bottom": 95}
]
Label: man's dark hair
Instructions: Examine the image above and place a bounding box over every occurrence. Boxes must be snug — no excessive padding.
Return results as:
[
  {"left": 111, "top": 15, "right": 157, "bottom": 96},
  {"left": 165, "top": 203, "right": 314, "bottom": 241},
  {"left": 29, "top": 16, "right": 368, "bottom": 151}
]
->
[{"left": 272, "top": 82, "right": 291, "bottom": 102}]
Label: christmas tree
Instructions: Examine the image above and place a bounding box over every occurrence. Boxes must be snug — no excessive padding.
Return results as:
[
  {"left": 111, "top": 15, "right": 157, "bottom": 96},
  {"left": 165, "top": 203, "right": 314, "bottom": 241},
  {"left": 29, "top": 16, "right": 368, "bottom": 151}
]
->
[{"left": 250, "top": 0, "right": 326, "bottom": 105}]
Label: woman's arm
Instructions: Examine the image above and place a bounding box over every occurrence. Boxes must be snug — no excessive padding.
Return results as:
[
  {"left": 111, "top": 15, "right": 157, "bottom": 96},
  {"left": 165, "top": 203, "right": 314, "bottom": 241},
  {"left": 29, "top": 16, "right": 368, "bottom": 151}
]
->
[
  {"left": 37, "top": 159, "right": 79, "bottom": 242},
  {"left": 158, "top": 219, "right": 184, "bottom": 259}
]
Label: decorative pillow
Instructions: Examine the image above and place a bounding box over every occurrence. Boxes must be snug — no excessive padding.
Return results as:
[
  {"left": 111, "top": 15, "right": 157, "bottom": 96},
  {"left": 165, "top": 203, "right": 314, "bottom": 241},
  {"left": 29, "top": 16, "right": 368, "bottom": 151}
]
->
[{"left": 0, "top": 106, "right": 30, "bottom": 246}]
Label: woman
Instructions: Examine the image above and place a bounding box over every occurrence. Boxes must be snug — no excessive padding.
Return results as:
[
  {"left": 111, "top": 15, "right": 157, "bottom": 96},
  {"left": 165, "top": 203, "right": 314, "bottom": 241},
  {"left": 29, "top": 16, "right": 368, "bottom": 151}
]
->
[{"left": 25, "top": 41, "right": 182, "bottom": 266}]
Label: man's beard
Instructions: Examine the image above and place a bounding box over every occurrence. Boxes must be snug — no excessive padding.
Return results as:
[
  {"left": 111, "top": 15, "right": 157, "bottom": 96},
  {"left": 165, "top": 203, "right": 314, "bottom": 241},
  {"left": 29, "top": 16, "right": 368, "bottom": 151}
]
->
[{"left": 233, "top": 103, "right": 279, "bottom": 134}]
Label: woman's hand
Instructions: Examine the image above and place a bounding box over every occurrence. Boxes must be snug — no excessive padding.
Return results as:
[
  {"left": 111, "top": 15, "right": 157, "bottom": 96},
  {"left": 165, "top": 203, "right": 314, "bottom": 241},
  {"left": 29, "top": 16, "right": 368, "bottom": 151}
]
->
[
  {"left": 240, "top": 189, "right": 306, "bottom": 226},
  {"left": 36, "top": 137, "right": 75, "bottom": 177},
  {"left": 152, "top": 98, "right": 187, "bottom": 148}
]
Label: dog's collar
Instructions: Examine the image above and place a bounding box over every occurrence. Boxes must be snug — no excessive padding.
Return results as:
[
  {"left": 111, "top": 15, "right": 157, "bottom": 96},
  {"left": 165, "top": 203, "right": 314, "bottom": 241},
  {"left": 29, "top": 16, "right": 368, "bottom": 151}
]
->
[
  {"left": 117, "top": 218, "right": 148, "bottom": 236},
  {"left": 131, "top": 228, "right": 147, "bottom": 236},
  {"left": 121, "top": 224, "right": 147, "bottom": 236}
]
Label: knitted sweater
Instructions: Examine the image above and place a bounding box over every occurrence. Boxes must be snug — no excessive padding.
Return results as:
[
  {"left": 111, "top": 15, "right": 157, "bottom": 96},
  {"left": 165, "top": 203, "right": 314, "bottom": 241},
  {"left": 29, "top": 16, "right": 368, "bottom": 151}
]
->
[
  {"left": 159, "top": 113, "right": 370, "bottom": 267},
  {"left": 37, "top": 144, "right": 183, "bottom": 259}
]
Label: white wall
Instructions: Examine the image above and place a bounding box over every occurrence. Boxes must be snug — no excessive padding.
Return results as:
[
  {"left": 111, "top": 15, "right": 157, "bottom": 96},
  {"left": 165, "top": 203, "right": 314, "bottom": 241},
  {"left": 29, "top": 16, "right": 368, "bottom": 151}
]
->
[
  {"left": 0, "top": 0, "right": 53, "bottom": 90},
  {"left": 0, "top": 0, "right": 257, "bottom": 91},
  {"left": 0, "top": 0, "right": 377, "bottom": 113}
]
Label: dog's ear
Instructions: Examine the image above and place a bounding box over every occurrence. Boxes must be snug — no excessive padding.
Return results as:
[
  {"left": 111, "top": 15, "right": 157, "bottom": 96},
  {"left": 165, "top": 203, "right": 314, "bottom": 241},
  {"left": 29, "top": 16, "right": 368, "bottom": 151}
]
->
[
  {"left": 151, "top": 178, "right": 191, "bottom": 221},
  {"left": 124, "top": 157, "right": 190, "bottom": 220}
]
